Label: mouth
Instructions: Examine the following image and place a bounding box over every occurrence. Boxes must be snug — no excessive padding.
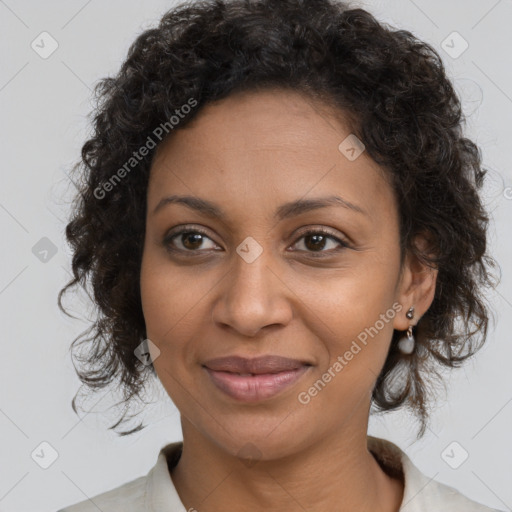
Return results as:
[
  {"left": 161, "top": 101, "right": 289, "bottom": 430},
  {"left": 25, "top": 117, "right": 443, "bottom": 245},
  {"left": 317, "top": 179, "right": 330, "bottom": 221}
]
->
[{"left": 202, "top": 355, "right": 312, "bottom": 402}]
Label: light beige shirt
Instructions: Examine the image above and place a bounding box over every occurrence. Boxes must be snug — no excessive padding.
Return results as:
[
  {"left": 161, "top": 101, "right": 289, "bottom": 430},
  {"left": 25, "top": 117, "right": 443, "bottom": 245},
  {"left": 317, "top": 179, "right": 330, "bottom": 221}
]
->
[{"left": 58, "top": 436, "right": 503, "bottom": 511}]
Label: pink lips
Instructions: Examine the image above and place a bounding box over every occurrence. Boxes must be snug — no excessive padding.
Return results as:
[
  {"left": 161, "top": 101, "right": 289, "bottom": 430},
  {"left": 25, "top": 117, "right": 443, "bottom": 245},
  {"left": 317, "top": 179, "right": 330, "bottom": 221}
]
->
[{"left": 203, "top": 355, "right": 311, "bottom": 402}]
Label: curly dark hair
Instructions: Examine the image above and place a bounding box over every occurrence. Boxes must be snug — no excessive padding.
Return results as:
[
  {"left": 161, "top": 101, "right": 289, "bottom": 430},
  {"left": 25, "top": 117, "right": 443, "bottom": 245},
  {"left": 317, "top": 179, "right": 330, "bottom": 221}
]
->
[{"left": 59, "top": 0, "right": 500, "bottom": 437}]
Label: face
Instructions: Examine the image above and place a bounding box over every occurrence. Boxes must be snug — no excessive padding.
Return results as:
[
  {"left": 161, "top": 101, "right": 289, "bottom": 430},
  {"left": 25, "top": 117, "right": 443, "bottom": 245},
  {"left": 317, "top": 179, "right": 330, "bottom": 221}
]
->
[{"left": 140, "top": 88, "right": 426, "bottom": 460}]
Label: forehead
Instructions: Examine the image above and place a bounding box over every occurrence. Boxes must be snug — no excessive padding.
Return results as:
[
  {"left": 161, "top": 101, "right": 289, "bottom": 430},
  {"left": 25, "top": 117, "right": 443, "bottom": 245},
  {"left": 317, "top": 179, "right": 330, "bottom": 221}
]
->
[{"left": 148, "top": 88, "right": 396, "bottom": 225}]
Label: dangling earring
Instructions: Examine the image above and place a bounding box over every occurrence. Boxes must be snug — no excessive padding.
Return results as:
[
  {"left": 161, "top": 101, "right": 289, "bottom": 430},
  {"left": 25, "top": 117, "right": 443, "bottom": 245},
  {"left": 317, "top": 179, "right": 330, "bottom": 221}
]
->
[{"left": 398, "top": 306, "right": 415, "bottom": 355}]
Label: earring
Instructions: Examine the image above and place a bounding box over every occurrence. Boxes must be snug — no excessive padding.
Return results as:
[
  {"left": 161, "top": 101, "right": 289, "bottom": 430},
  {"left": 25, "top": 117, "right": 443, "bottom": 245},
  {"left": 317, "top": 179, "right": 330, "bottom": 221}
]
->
[{"left": 398, "top": 306, "right": 415, "bottom": 355}]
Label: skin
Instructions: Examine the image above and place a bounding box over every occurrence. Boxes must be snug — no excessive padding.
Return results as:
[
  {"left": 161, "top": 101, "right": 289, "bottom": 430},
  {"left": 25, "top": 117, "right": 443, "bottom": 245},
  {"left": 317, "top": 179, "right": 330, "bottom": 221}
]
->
[{"left": 140, "top": 88, "right": 438, "bottom": 512}]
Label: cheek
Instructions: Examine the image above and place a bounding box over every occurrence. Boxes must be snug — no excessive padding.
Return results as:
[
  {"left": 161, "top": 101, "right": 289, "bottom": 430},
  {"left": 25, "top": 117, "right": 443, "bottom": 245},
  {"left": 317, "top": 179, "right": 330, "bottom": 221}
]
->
[
  {"left": 140, "top": 250, "right": 221, "bottom": 386},
  {"left": 289, "top": 261, "right": 397, "bottom": 343},
  {"left": 288, "top": 267, "right": 400, "bottom": 402},
  {"left": 296, "top": 288, "right": 398, "bottom": 417},
  {"left": 140, "top": 248, "right": 210, "bottom": 338},
  {"left": 140, "top": 258, "right": 201, "bottom": 405}
]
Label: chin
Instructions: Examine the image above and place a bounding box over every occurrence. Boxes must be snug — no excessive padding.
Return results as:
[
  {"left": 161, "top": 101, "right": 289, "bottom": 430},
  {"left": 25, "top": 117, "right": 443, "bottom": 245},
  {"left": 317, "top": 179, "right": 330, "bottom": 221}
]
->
[{"left": 201, "top": 417, "right": 312, "bottom": 463}]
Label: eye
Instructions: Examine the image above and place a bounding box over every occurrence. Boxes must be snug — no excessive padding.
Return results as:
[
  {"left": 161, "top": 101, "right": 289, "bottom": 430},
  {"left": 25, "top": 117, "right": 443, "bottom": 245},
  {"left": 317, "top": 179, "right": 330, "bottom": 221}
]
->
[
  {"left": 162, "top": 226, "right": 350, "bottom": 255},
  {"left": 163, "top": 226, "right": 219, "bottom": 252},
  {"left": 289, "top": 228, "right": 350, "bottom": 256}
]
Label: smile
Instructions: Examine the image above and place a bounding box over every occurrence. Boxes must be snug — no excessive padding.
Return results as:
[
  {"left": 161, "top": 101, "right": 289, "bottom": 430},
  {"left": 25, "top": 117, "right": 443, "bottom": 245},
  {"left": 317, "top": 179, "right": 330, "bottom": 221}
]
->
[{"left": 203, "top": 366, "right": 311, "bottom": 402}]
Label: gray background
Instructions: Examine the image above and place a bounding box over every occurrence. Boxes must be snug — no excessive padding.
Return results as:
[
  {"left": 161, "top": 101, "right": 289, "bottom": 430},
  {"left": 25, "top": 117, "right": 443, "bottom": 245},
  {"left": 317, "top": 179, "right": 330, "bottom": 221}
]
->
[{"left": 0, "top": 1, "right": 511, "bottom": 511}]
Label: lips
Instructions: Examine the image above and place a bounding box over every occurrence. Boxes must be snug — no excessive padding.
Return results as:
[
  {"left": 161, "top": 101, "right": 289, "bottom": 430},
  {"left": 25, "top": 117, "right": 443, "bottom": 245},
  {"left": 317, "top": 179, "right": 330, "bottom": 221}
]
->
[
  {"left": 202, "top": 355, "right": 312, "bottom": 402},
  {"left": 203, "top": 355, "right": 309, "bottom": 374}
]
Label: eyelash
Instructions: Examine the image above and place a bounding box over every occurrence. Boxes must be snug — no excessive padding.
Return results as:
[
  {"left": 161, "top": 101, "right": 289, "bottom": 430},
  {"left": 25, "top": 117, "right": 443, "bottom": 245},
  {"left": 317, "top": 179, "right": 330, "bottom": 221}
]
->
[{"left": 162, "top": 225, "right": 351, "bottom": 257}]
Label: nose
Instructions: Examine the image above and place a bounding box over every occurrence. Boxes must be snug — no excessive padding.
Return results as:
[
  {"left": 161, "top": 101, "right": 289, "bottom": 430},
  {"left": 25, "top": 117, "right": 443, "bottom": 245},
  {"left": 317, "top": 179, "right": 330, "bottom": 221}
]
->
[{"left": 211, "top": 248, "right": 294, "bottom": 338}]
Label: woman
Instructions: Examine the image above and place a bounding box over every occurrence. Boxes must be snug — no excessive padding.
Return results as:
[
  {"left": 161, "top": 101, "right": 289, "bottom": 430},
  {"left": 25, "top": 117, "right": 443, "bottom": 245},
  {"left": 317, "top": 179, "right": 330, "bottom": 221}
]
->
[{"left": 57, "top": 0, "right": 503, "bottom": 510}]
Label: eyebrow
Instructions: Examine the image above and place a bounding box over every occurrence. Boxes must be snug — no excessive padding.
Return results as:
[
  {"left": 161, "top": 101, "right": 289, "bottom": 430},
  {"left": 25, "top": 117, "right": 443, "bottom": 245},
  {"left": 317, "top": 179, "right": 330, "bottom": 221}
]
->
[{"left": 152, "top": 194, "right": 368, "bottom": 220}]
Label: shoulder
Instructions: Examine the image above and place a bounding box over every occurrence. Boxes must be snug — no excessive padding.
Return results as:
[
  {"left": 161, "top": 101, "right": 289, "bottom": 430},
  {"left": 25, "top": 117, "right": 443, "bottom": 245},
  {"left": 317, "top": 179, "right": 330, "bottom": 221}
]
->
[
  {"left": 56, "top": 441, "right": 185, "bottom": 512},
  {"left": 56, "top": 474, "right": 147, "bottom": 512},
  {"left": 414, "top": 476, "right": 503, "bottom": 512},
  {"left": 367, "top": 436, "right": 504, "bottom": 512}
]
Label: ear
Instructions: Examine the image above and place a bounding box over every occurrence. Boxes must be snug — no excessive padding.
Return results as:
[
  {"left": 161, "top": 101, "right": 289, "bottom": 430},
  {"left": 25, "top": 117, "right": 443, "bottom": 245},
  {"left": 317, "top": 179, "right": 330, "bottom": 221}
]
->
[{"left": 393, "top": 233, "right": 438, "bottom": 331}]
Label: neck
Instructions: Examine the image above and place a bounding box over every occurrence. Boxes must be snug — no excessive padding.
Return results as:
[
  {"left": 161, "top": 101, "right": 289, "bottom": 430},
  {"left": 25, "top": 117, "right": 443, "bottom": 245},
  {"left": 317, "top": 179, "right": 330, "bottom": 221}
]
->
[{"left": 170, "top": 420, "right": 404, "bottom": 512}]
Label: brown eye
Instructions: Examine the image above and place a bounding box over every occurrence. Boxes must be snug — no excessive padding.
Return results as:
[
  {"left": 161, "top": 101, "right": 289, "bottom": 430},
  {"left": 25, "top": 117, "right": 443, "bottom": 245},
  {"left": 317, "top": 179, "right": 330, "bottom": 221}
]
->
[
  {"left": 291, "top": 229, "right": 350, "bottom": 255},
  {"left": 163, "top": 228, "right": 218, "bottom": 252},
  {"left": 303, "top": 233, "right": 330, "bottom": 251}
]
